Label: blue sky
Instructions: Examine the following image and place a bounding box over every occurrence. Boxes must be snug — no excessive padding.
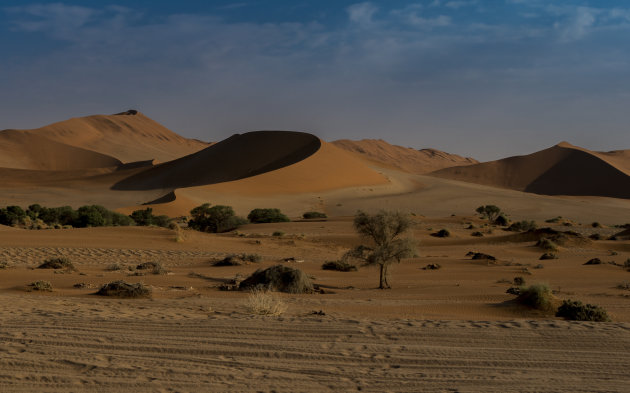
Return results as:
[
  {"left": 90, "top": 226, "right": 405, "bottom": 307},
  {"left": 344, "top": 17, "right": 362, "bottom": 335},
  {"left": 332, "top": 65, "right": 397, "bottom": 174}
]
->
[{"left": 1, "top": 1, "right": 629, "bottom": 160}]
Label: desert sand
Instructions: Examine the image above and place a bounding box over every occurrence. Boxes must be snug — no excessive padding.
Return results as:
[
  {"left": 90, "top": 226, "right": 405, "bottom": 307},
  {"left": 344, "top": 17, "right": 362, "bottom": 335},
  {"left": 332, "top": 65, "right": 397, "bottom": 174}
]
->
[{"left": 1, "top": 112, "right": 629, "bottom": 391}]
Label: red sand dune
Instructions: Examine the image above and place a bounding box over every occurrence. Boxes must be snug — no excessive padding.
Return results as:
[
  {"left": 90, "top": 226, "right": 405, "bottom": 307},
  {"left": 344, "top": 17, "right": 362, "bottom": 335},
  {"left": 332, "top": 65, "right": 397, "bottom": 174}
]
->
[
  {"left": 113, "top": 131, "right": 386, "bottom": 192},
  {"left": 2, "top": 110, "right": 208, "bottom": 164},
  {"left": 431, "top": 142, "right": 630, "bottom": 199},
  {"left": 332, "top": 139, "right": 478, "bottom": 174}
]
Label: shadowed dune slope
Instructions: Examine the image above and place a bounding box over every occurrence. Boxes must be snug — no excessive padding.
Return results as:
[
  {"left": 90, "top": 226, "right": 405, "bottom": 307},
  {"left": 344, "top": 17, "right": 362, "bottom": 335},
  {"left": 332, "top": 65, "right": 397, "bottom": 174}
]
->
[
  {"left": 6, "top": 111, "right": 208, "bottom": 163},
  {"left": 431, "top": 142, "right": 630, "bottom": 199},
  {"left": 0, "top": 130, "right": 122, "bottom": 170},
  {"left": 113, "top": 131, "right": 323, "bottom": 190},
  {"left": 332, "top": 139, "right": 478, "bottom": 174}
]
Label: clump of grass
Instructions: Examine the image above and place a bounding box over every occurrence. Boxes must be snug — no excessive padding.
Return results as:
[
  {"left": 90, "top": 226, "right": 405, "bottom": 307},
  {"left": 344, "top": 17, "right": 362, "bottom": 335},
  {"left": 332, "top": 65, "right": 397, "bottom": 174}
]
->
[
  {"left": 37, "top": 257, "right": 75, "bottom": 270},
  {"left": 431, "top": 229, "right": 451, "bottom": 238},
  {"left": 422, "top": 263, "right": 441, "bottom": 270},
  {"left": 322, "top": 260, "right": 357, "bottom": 272},
  {"left": 516, "top": 283, "right": 554, "bottom": 310},
  {"left": 96, "top": 281, "right": 151, "bottom": 298},
  {"left": 507, "top": 220, "right": 537, "bottom": 232},
  {"left": 169, "top": 222, "right": 185, "bottom": 242},
  {"left": 106, "top": 263, "right": 125, "bottom": 271},
  {"left": 556, "top": 299, "right": 610, "bottom": 322},
  {"left": 241, "top": 253, "right": 262, "bottom": 263},
  {"left": 539, "top": 253, "right": 558, "bottom": 260},
  {"left": 536, "top": 238, "right": 558, "bottom": 252},
  {"left": 617, "top": 281, "right": 630, "bottom": 290},
  {"left": 244, "top": 288, "right": 288, "bottom": 316},
  {"left": 135, "top": 261, "right": 167, "bottom": 275},
  {"left": 28, "top": 280, "right": 53, "bottom": 292},
  {"left": 272, "top": 231, "right": 285, "bottom": 237},
  {"left": 471, "top": 231, "right": 484, "bottom": 237},
  {"left": 513, "top": 276, "right": 526, "bottom": 286}
]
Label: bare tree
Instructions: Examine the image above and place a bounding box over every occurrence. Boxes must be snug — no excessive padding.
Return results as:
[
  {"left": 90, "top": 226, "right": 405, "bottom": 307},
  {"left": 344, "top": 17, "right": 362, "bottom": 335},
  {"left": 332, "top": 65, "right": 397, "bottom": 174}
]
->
[{"left": 346, "top": 210, "right": 416, "bottom": 289}]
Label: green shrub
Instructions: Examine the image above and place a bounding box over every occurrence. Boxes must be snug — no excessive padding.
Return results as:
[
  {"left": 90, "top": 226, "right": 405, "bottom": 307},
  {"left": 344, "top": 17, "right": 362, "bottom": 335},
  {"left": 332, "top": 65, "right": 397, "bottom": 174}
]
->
[
  {"left": 302, "top": 211, "right": 327, "bottom": 219},
  {"left": 322, "top": 260, "right": 357, "bottom": 272},
  {"left": 188, "top": 204, "right": 247, "bottom": 233},
  {"left": 475, "top": 205, "right": 503, "bottom": 223},
  {"left": 516, "top": 283, "right": 554, "bottom": 310},
  {"left": 507, "top": 220, "right": 537, "bottom": 232},
  {"left": 129, "top": 207, "right": 171, "bottom": 227},
  {"left": 556, "top": 299, "right": 610, "bottom": 321},
  {"left": 0, "top": 205, "right": 27, "bottom": 226},
  {"left": 248, "top": 208, "right": 290, "bottom": 223}
]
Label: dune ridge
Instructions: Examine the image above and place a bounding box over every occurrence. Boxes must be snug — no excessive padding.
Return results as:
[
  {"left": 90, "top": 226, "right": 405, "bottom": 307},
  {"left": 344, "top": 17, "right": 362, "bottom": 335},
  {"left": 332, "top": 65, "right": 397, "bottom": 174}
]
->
[
  {"left": 431, "top": 142, "right": 630, "bottom": 199},
  {"left": 3, "top": 111, "right": 209, "bottom": 164},
  {"left": 332, "top": 138, "right": 478, "bottom": 174}
]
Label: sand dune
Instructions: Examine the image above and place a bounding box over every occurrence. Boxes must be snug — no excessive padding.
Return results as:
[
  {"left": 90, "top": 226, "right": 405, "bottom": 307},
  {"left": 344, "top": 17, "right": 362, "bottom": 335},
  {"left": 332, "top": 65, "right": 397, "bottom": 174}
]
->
[
  {"left": 0, "top": 130, "right": 122, "bottom": 170},
  {"left": 333, "top": 138, "right": 478, "bottom": 174},
  {"left": 113, "top": 131, "right": 387, "bottom": 192},
  {"left": 4, "top": 110, "right": 208, "bottom": 164},
  {"left": 431, "top": 142, "right": 630, "bottom": 199}
]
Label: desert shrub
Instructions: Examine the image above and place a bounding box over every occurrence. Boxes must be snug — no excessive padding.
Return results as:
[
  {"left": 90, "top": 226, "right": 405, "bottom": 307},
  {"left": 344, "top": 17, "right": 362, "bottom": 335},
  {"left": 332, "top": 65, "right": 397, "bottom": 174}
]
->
[
  {"left": 302, "top": 211, "right": 327, "bottom": 219},
  {"left": 129, "top": 207, "right": 171, "bottom": 227},
  {"left": 507, "top": 220, "right": 537, "bottom": 232},
  {"left": 536, "top": 238, "right": 558, "bottom": 251},
  {"left": 471, "top": 231, "right": 484, "bottom": 237},
  {"left": 239, "top": 265, "right": 313, "bottom": 293},
  {"left": 624, "top": 259, "right": 630, "bottom": 271},
  {"left": 106, "top": 263, "right": 124, "bottom": 271},
  {"left": 73, "top": 205, "right": 134, "bottom": 227},
  {"left": 468, "top": 252, "right": 496, "bottom": 261},
  {"left": 583, "top": 258, "right": 602, "bottom": 265},
  {"left": 516, "top": 283, "right": 554, "bottom": 310},
  {"left": 431, "top": 229, "right": 450, "bottom": 238},
  {"left": 0, "top": 205, "right": 27, "bottom": 226},
  {"left": 422, "top": 263, "right": 441, "bottom": 270},
  {"left": 617, "top": 281, "right": 630, "bottom": 290},
  {"left": 213, "top": 256, "right": 243, "bottom": 266},
  {"left": 247, "top": 208, "right": 290, "bottom": 223},
  {"left": 513, "top": 276, "right": 526, "bottom": 286},
  {"left": 556, "top": 299, "right": 610, "bottom": 322},
  {"left": 475, "top": 205, "right": 505, "bottom": 224},
  {"left": 592, "top": 222, "right": 602, "bottom": 228},
  {"left": 322, "top": 260, "right": 357, "bottom": 272},
  {"left": 546, "top": 216, "right": 562, "bottom": 223},
  {"left": 96, "top": 281, "right": 151, "bottom": 298},
  {"left": 272, "top": 231, "right": 285, "bottom": 237},
  {"left": 39, "top": 206, "right": 77, "bottom": 226},
  {"left": 135, "top": 261, "right": 166, "bottom": 274},
  {"left": 188, "top": 204, "right": 247, "bottom": 233},
  {"left": 540, "top": 253, "right": 558, "bottom": 260},
  {"left": 494, "top": 214, "right": 510, "bottom": 226},
  {"left": 37, "top": 257, "right": 75, "bottom": 270},
  {"left": 28, "top": 280, "right": 53, "bottom": 292},
  {"left": 506, "top": 287, "right": 521, "bottom": 295},
  {"left": 589, "top": 233, "right": 603, "bottom": 240},
  {"left": 244, "top": 288, "right": 288, "bottom": 316}
]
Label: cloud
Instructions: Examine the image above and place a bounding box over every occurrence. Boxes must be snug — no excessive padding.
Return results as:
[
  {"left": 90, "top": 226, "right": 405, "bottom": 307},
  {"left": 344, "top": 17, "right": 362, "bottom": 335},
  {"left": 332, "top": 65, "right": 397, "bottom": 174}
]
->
[{"left": 347, "top": 2, "right": 378, "bottom": 26}]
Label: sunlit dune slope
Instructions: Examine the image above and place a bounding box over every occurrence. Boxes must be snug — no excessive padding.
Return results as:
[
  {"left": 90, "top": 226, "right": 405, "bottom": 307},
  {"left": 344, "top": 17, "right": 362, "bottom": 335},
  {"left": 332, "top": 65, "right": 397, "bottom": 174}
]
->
[
  {"left": 0, "top": 130, "right": 122, "bottom": 170},
  {"left": 332, "top": 139, "right": 478, "bottom": 174},
  {"left": 431, "top": 142, "right": 630, "bottom": 198},
  {"left": 6, "top": 110, "right": 208, "bottom": 163},
  {"left": 113, "top": 130, "right": 387, "bottom": 191}
]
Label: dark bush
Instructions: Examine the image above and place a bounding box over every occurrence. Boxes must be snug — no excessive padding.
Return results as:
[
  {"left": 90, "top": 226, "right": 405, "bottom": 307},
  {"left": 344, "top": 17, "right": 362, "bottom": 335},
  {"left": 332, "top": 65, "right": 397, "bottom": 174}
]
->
[
  {"left": 513, "top": 276, "right": 526, "bottom": 286},
  {"left": 188, "top": 204, "right": 247, "bottom": 233},
  {"left": 469, "top": 252, "right": 496, "bottom": 261},
  {"left": 476, "top": 205, "right": 503, "bottom": 223},
  {"left": 135, "top": 261, "right": 166, "bottom": 274},
  {"left": 494, "top": 214, "right": 510, "bottom": 226},
  {"left": 322, "top": 260, "right": 357, "bottom": 272},
  {"left": 38, "top": 257, "right": 75, "bottom": 270},
  {"left": 589, "top": 233, "right": 603, "bottom": 240},
  {"left": 624, "top": 259, "right": 630, "bottom": 271},
  {"left": 239, "top": 265, "right": 313, "bottom": 293},
  {"left": 303, "top": 211, "right": 327, "bottom": 219},
  {"left": 130, "top": 207, "right": 171, "bottom": 227},
  {"left": 431, "top": 229, "right": 450, "bottom": 238},
  {"left": 592, "top": 222, "right": 602, "bottom": 228},
  {"left": 247, "top": 208, "right": 290, "bottom": 224},
  {"left": 583, "top": 258, "right": 602, "bottom": 265},
  {"left": 471, "top": 231, "right": 484, "bottom": 237},
  {"left": 556, "top": 299, "right": 610, "bottom": 322},
  {"left": 422, "top": 263, "right": 441, "bottom": 270},
  {"left": 213, "top": 256, "right": 243, "bottom": 266},
  {"left": 507, "top": 220, "right": 537, "bottom": 232},
  {"left": 0, "top": 205, "right": 27, "bottom": 226},
  {"left": 96, "top": 281, "right": 151, "bottom": 298},
  {"left": 540, "top": 253, "right": 558, "bottom": 260}
]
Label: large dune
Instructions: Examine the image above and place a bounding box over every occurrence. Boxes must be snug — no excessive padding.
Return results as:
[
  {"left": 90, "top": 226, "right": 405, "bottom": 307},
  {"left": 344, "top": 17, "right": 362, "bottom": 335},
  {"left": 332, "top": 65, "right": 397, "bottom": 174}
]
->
[
  {"left": 2, "top": 110, "right": 208, "bottom": 164},
  {"left": 113, "top": 131, "right": 387, "bottom": 192},
  {"left": 332, "top": 138, "right": 478, "bottom": 174},
  {"left": 431, "top": 142, "right": 630, "bottom": 199}
]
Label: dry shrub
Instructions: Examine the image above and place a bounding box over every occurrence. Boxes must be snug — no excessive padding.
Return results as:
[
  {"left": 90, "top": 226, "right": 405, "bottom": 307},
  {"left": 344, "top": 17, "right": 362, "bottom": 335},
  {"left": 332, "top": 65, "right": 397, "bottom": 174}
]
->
[
  {"left": 136, "top": 261, "right": 166, "bottom": 274},
  {"left": 239, "top": 265, "right": 313, "bottom": 293},
  {"left": 516, "top": 283, "right": 554, "bottom": 311},
  {"left": 536, "top": 238, "right": 558, "bottom": 251},
  {"left": 556, "top": 299, "right": 610, "bottom": 322},
  {"left": 244, "top": 288, "right": 288, "bottom": 316},
  {"left": 96, "top": 281, "right": 151, "bottom": 298},
  {"left": 38, "top": 257, "right": 75, "bottom": 270},
  {"left": 322, "top": 260, "right": 357, "bottom": 272},
  {"left": 28, "top": 280, "right": 52, "bottom": 292}
]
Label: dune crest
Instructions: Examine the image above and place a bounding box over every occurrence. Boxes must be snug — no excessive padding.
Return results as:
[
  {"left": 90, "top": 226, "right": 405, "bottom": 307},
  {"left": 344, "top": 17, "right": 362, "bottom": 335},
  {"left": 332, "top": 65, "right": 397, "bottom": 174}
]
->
[
  {"left": 4, "top": 111, "right": 208, "bottom": 164},
  {"left": 332, "top": 139, "right": 478, "bottom": 174},
  {"left": 431, "top": 143, "right": 630, "bottom": 199}
]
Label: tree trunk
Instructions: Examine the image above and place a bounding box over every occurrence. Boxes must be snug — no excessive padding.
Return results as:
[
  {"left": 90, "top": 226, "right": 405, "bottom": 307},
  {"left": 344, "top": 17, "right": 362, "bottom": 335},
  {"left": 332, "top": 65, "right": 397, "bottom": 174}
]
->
[
  {"left": 379, "top": 264, "right": 391, "bottom": 289},
  {"left": 379, "top": 264, "right": 385, "bottom": 289}
]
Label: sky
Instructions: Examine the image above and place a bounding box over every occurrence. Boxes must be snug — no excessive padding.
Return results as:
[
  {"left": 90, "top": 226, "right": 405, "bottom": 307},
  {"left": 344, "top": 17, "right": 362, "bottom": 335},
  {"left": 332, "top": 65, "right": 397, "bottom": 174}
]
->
[{"left": 1, "top": 0, "right": 629, "bottom": 161}]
